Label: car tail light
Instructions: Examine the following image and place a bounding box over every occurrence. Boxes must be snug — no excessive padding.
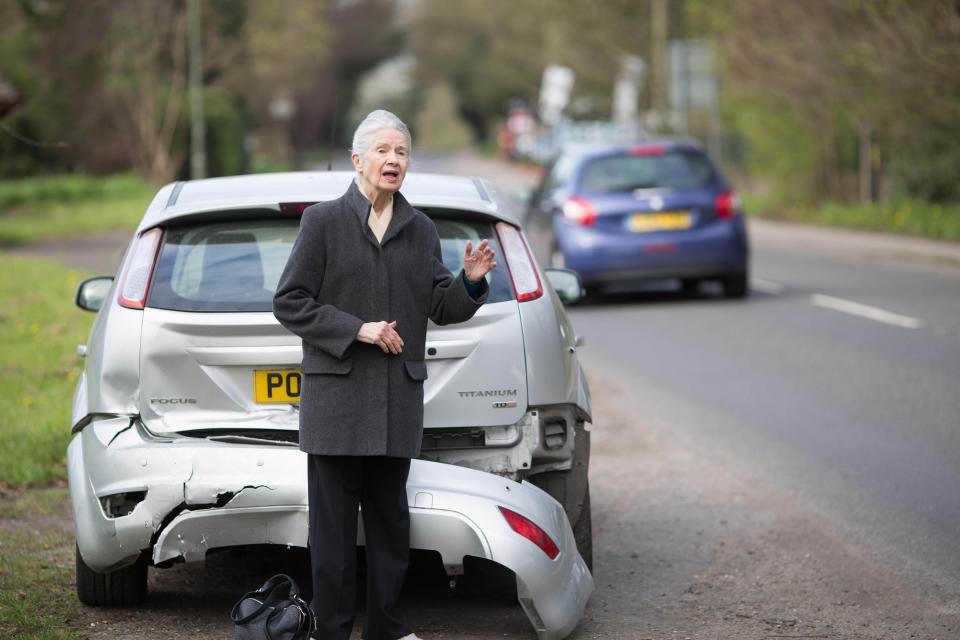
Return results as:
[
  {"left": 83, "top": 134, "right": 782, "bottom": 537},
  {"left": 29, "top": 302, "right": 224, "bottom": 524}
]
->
[
  {"left": 279, "top": 202, "right": 317, "bottom": 214},
  {"left": 562, "top": 197, "right": 597, "bottom": 226},
  {"left": 715, "top": 190, "right": 741, "bottom": 220},
  {"left": 498, "top": 507, "right": 560, "bottom": 560},
  {"left": 495, "top": 222, "right": 543, "bottom": 302},
  {"left": 117, "top": 227, "right": 162, "bottom": 309},
  {"left": 630, "top": 144, "right": 665, "bottom": 156}
]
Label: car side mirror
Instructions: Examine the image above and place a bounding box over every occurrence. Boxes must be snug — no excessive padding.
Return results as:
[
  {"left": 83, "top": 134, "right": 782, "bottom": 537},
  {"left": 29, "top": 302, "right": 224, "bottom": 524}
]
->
[
  {"left": 76, "top": 276, "right": 114, "bottom": 312},
  {"left": 544, "top": 268, "right": 583, "bottom": 304}
]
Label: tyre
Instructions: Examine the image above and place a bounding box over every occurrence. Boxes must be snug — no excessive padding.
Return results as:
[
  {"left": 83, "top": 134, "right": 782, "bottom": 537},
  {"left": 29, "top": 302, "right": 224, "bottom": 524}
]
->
[
  {"left": 572, "top": 482, "right": 593, "bottom": 571},
  {"left": 722, "top": 271, "right": 749, "bottom": 298},
  {"left": 529, "top": 423, "right": 592, "bottom": 569},
  {"left": 76, "top": 545, "right": 148, "bottom": 606},
  {"left": 680, "top": 278, "right": 700, "bottom": 296}
]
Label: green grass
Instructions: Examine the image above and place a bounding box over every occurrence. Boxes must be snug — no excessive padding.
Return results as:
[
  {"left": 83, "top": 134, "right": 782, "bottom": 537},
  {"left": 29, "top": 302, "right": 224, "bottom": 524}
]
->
[
  {"left": 743, "top": 194, "right": 960, "bottom": 242},
  {"left": 0, "top": 254, "right": 93, "bottom": 486},
  {"left": 0, "top": 487, "right": 71, "bottom": 520},
  {"left": 0, "top": 487, "right": 80, "bottom": 640},
  {"left": 0, "top": 174, "right": 153, "bottom": 246},
  {"left": 0, "top": 255, "right": 88, "bottom": 635}
]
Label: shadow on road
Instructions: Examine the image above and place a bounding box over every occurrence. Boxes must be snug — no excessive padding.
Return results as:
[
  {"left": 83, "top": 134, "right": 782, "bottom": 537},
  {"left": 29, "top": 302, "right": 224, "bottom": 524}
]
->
[
  {"left": 79, "top": 546, "right": 531, "bottom": 639},
  {"left": 574, "top": 281, "right": 773, "bottom": 309}
]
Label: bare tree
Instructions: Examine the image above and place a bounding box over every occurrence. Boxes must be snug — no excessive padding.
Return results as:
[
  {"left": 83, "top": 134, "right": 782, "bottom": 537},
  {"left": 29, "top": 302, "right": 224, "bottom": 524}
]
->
[
  {"left": 715, "top": 0, "right": 960, "bottom": 202},
  {"left": 102, "top": 1, "right": 188, "bottom": 184}
]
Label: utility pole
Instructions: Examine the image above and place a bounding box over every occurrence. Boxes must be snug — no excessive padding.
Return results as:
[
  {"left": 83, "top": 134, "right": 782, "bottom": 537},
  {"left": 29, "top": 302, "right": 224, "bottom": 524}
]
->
[
  {"left": 188, "top": 0, "right": 206, "bottom": 179},
  {"left": 650, "top": 0, "right": 669, "bottom": 128},
  {"left": 858, "top": 121, "right": 873, "bottom": 203}
]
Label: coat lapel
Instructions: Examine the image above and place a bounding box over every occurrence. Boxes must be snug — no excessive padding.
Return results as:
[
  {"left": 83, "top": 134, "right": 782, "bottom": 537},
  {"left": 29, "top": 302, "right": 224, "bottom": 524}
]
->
[{"left": 344, "top": 180, "right": 378, "bottom": 248}]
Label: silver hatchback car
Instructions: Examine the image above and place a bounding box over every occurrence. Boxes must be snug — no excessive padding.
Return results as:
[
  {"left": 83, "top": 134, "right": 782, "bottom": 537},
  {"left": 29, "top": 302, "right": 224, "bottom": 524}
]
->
[{"left": 70, "top": 171, "right": 594, "bottom": 639}]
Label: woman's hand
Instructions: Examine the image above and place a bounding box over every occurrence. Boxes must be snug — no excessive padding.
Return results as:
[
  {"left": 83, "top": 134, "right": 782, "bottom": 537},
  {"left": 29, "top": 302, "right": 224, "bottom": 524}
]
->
[
  {"left": 463, "top": 239, "right": 497, "bottom": 284},
  {"left": 357, "top": 320, "right": 404, "bottom": 354}
]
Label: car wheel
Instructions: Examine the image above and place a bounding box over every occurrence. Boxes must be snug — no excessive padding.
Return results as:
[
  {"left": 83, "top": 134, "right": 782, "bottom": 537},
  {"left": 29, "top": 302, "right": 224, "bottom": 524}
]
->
[
  {"left": 680, "top": 278, "right": 700, "bottom": 296},
  {"left": 76, "top": 545, "right": 148, "bottom": 606},
  {"left": 549, "top": 242, "right": 566, "bottom": 269},
  {"left": 722, "top": 272, "right": 749, "bottom": 299},
  {"left": 572, "top": 481, "right": 593, "bottom": 571}
]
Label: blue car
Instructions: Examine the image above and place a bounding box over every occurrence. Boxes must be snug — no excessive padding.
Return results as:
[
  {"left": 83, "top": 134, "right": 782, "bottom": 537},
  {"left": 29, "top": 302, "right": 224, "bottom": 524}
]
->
[{"left": 526, "top": 141, "right": 749, "bottom": 298}]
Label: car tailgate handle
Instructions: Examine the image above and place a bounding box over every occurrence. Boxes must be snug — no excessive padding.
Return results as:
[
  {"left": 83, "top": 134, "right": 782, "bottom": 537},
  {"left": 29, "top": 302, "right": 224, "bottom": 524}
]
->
[{"left": 425, "top": 339, "right": 479, "bottom": 360}]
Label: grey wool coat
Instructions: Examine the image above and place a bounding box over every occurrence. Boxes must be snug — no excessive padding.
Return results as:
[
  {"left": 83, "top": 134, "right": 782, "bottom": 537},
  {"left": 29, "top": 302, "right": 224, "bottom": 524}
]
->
[{"left": 273, "top": 180, "right": 488, "bottom": 457}]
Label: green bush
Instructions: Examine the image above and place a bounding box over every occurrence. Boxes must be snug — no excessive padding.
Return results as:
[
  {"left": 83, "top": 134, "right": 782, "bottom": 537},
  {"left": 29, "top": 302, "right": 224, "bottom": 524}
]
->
[
  {"left": 0, "top": 174, "right": 148, "bottom": 210},
  {"left": 745, "top": 196, "right": 960, "bottom": 242},
  {"left": 0, "top": 174, "right": 152, "bottom": 245}
]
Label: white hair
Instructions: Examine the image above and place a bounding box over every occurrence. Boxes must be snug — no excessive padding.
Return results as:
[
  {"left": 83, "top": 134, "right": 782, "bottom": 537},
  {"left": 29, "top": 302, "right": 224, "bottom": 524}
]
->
[{"left": 351, "top": 109, "right": 412, "bottom": 157}]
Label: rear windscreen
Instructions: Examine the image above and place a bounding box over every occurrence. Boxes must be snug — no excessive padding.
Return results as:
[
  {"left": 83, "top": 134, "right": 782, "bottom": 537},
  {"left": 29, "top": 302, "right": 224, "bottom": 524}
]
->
[
  {"left": 578, "top": 150, "right": 718, "bottom": 194},
  {"left": 147, "top": 217, "right": 514, "bottom": 312}
]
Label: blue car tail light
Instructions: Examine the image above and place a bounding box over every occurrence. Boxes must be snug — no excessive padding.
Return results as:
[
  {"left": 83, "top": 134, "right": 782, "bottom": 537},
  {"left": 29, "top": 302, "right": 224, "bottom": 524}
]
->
[
  {"left": 714, "top": 190, "right": 742, "bottom": 220},
  {"left": 562, "top": 197, "right": 598, "bottom": 226}
]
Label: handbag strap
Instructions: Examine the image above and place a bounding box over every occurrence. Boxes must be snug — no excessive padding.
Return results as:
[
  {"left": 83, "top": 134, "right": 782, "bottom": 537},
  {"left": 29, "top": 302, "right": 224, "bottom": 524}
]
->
[{"left": 261, "top": 573, "right": 301, "bottom": 598}]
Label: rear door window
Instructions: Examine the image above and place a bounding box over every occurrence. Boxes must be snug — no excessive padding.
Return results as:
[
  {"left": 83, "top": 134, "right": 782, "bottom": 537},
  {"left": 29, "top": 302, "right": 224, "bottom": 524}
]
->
[
  {"left": 147, "top": 216, "right": 514, "bottom": 312},
  {"left": 578, "top": 150, "right": 718, "bottom": 194}
]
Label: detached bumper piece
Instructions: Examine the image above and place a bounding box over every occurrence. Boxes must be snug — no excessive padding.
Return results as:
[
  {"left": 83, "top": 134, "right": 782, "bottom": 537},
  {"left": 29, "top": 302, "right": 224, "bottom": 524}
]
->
[{"left": 69, "top": 419, "right": 593, "bottom": 639}]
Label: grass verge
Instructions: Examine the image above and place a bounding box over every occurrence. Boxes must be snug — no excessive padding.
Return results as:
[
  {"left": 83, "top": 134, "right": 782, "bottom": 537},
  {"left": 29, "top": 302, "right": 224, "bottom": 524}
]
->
[
  {"left": 0, "top": 174, "right": 152, "bottom": 246},
  {"left": 0, "top": 254, "right": 92, "bottom": 486},
  {"left": 0, "top": 487, "right": 81, "bottom": 639},
  {"left": 0, "top": 252, "right": 92, "bottom": 637},
  {"left": 744, "top": 195, "right": 960, "bottom": 242}
]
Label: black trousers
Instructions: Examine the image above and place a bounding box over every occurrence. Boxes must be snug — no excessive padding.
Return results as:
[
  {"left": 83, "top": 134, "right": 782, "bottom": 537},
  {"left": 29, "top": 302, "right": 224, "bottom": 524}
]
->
[{"left": 307, "top": 454, "right": 412, "bottom": 640}]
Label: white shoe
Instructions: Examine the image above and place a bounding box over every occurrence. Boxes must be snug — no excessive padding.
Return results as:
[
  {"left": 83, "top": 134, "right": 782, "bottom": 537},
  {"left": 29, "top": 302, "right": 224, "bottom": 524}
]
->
[{"left": 397, "top": 635, "right": 422, "bottom": 640}]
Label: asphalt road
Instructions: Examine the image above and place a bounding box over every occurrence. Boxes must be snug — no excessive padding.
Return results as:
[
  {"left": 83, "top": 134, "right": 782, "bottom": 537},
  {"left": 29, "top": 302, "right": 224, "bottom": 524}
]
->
[{"left": 569, "top": 238, "right": 960, "bottom": 634}]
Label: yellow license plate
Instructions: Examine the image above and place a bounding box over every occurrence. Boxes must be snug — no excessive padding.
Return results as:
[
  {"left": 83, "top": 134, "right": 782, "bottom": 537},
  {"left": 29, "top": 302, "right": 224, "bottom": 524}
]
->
[
  {"left": 629, "top": 211, "right": 692, "bottom": 232},
  {"left": 254, "top": 369, "right": 301, "bottom": 403}
]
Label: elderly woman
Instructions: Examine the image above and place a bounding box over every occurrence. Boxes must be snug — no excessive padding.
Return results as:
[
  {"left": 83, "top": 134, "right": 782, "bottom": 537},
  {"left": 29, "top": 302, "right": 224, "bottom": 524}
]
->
[{"left": 273, "top": 110, "right": 495, "bottom": 640}]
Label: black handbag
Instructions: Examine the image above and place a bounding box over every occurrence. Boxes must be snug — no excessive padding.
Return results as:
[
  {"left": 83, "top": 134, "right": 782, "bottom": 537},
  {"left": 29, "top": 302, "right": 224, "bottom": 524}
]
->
[{"left": 230, "top": 574, "right": 316, "bottom": 640}]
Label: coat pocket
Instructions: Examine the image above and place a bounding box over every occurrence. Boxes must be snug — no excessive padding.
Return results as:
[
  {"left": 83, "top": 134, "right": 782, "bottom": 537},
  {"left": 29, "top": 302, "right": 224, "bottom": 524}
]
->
[
  {"left": 403, "top": 360, "right": 428, "bottom": 381},
  {"left": 302, "top": 346, "right": 352, "bottom": 375}
]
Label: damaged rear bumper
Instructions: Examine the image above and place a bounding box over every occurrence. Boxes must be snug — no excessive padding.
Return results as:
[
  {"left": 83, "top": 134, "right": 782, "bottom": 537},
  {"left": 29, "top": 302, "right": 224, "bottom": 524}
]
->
[{"left": 68, "top": 418, "right": 593, "bottom": 639}]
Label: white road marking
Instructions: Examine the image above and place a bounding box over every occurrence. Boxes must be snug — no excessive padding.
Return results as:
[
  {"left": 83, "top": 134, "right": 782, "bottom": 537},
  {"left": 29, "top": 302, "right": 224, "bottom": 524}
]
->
[
  {"left": 751, "top": 278, "right": 784, "bottom": 294},
  {"left": 810, "top": 294, "right": 923, "bottom": 329}
]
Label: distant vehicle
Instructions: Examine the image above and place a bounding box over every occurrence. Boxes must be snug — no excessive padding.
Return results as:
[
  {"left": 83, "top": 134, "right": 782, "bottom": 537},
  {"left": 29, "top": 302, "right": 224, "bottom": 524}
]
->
[
  {"left": 68, "top": 171, "right": 593, "bottom": 639},
  {"left": 526, "top": 141, "right": 750, "bottom": 298}
]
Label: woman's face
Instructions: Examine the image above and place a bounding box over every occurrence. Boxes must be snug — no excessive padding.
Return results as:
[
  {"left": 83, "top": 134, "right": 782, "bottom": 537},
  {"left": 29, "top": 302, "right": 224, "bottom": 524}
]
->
[{"left": 352, "top": 128, "right": 410, "bottom": 197}]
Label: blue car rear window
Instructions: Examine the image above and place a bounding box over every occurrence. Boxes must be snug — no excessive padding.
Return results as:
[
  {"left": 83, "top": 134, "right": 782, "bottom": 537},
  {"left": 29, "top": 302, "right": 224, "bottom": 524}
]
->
[
  {"left": 578, "top": 150, "right": 718, "bottom": 194},
  {"left": 147, "top": 217, "right": 513, "bottom": 312}
]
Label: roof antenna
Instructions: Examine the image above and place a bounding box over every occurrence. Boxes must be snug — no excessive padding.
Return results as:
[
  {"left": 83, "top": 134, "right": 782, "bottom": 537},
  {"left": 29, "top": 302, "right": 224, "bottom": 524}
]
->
[{"left": 326, "top": 92, "right": 337, "bottom": 171}]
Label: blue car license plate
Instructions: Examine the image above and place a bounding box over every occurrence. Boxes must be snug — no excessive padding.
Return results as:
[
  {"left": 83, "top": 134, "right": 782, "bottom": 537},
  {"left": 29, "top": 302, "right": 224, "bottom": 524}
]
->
[{"left": 628, "top": 211, "right": 692, "bottom": 232}]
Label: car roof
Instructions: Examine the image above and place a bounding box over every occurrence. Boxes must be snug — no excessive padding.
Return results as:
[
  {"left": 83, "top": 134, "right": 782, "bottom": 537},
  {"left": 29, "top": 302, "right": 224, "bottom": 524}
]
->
[
  {"left": 554, "top": 139, "right": 709, "bottom": 162},
  {"left": 139, "top": 171, "right": 520, "bottom": 231}
]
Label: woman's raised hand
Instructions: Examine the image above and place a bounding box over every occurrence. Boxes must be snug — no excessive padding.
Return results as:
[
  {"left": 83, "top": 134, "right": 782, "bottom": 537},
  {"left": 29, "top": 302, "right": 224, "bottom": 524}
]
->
[
  {"left": 463, "top": 239, "right": 497, "bottom": 284},
  {"left": 357, "top": 320, "right": 404, "bottom": 354}
]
